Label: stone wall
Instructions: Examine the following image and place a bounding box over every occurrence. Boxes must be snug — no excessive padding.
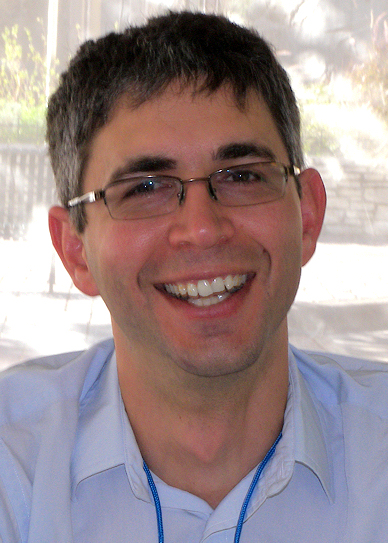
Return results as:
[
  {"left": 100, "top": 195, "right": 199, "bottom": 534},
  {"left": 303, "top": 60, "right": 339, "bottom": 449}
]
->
[{"left": 308, "top": 156, "right": 388, "bottom": 244}]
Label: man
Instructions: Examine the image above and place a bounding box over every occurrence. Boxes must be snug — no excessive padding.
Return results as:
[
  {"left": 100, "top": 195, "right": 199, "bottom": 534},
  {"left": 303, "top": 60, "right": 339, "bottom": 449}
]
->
[{"left": 1, "top": 10, "right": 387, "bottom": 543}]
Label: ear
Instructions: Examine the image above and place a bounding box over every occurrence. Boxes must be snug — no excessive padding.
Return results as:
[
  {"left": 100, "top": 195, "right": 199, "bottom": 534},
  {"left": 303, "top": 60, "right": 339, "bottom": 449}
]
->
[
  {"left": 48, "top": 206, "right": 100, "bottom": 296},
  {"left": 299, "top": 168, "right": 326, "bottom": 266}
]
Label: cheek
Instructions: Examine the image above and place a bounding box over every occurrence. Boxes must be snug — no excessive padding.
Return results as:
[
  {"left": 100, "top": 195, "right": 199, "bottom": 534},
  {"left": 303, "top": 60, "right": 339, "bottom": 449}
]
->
[
  {"left": 272, "top": 206, "right": 304, "bottom": 282},
  {"left": 235, "top": 200, "right": 304, "bottom": 303},
  {"left": 83, "top": 226, "right": 135, "bottom": 293},
  {"left": 234, "top": 199, "right": 303, "bottom": 258},
  {"left": 273, "top": 208, "right": 303, "bottom": 260},
  {"left": 84, "top": 220, "right": 168, "bottom": 297}
]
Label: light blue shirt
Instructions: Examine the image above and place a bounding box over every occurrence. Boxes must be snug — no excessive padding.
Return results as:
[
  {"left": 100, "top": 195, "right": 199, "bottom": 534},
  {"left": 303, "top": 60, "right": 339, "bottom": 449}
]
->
[{"left": 1, "top": 338, "right": 388, "bottom": 542}]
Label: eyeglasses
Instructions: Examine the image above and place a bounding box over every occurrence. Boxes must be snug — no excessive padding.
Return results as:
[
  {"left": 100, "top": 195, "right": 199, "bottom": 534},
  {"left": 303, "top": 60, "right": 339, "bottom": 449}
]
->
[{"left": 67, "top": 161, "right": 300, "bottom": 221}]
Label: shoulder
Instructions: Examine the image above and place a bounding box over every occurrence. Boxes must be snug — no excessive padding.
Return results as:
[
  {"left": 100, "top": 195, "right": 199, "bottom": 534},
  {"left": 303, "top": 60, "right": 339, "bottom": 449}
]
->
[
  {"left": 0, "top": 338, "right": 115, "bottom": 428},
  {"left": 291, "top": 345, "right": 388, "bottom": 420},
  {"left": 292, "top": 348, "right": 388, "bottom": 521},
  {"left": 0, "top": 339, "right": 115, "bottom": 540}
]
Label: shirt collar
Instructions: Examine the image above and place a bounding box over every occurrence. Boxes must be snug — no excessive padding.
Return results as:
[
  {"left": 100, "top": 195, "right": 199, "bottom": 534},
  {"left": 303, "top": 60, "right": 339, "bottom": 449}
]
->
[
  {"left": 289, "top": 345, "right": 335, "bottom": 503},
  {"left": 70, "top": 341, "right": 335, "bottom": 506},
  {"left": 70, "top": 342, "right": 152, "bottom": 502},
  {"left": 231, "top": 345, "right": 335, "bottom": 524},
  {"left": 71, "top": 342, "right": 126, "bottom": 496}
]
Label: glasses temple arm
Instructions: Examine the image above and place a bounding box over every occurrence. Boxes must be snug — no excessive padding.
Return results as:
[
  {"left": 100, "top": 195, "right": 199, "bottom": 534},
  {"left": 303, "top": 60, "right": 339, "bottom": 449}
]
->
[{"left": 67, "top": 190, "right": 105, "bottom": 208}]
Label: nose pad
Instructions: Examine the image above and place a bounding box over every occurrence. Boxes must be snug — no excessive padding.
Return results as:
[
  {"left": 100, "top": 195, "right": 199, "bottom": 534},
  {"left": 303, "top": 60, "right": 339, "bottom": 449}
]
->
[
  {"left": 178, "top": 178, "right": 218, "bottom": 206},
  {"left": 207, "top": 180, "right": 218, "bottom": 201},
  {"left": 168, "top": 181, "right": 234, "bottom": 249}
]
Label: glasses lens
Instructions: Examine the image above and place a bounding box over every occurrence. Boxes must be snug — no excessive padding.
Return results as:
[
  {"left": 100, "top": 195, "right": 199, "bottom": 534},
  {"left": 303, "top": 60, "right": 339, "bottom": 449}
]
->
[
  {"left": 210, "top": 162, "right": 286, "bottom": 206},
  {"left": 105, "top": 177, "right": 180, "bottom": 219}
]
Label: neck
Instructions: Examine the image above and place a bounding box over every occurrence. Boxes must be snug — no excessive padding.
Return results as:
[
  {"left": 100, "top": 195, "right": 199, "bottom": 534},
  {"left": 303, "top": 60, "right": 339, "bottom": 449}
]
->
[{"left": 116, "top": 329, "right": 289, "bottom": 508}]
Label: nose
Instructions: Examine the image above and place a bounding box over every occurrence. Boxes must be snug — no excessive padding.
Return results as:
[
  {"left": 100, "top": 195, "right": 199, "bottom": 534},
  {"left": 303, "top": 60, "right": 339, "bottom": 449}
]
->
[{"left": 167, "top": 180, "right": 235, "bottom": 249}]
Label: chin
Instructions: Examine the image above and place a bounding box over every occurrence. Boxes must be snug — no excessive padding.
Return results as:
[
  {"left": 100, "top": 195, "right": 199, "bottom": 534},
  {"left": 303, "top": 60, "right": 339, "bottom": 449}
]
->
[{"left": 170, "top": 342, "right": 267, "bottom": 379}]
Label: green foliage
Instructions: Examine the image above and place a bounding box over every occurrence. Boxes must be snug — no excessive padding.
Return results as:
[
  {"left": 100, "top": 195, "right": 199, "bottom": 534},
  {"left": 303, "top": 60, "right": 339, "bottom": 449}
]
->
[
  {"left": 301, "top": 81, "right": 335, "bottom": 106},
  {"left": 301, "top": 106, "right": 341, "bottom": 156},
  {"left": 351, "top": 50, "right": 388, "bottom": 125},
  {"left": 0, "top": 100, "right": 46, "bottom": 143},
  {"left": 298, "top": 83, "right": 340, "bottom": 156},
  {"left": 0, "top": 21, "right": 57, "bottom": 143}
]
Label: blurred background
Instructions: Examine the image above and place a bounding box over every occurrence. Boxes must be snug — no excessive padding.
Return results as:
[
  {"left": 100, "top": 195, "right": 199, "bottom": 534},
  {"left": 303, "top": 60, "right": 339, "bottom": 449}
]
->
[{"left": 0, "top": 0, "right": 387, "bottom": 369}]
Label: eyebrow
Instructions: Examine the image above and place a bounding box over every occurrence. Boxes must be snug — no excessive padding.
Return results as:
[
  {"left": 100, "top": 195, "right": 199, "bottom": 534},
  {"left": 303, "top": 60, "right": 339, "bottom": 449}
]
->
[
  {"left": 109, "top": 155, "right": 177, "bottom": 183},
  {"left": 109, "top": 142, "right": 276, "bottom": 184},
  {"left": 214, "top": 142, "right": 276, "bottom": 161}
]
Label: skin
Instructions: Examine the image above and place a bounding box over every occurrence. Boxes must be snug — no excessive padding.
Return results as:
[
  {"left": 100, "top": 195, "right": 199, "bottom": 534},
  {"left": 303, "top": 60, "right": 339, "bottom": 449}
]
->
[{"left": 49, "top": 85, "right": 326, "bottom": 508}]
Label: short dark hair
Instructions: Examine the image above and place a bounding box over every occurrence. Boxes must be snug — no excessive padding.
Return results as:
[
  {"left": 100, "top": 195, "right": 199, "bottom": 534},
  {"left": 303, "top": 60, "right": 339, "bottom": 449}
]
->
[{"left": 47, "top": 10, "right": 303, "bottom": 232}]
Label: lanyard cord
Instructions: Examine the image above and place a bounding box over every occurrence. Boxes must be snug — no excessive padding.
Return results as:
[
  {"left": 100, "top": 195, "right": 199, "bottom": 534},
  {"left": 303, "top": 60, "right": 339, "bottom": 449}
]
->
[
  {"left": 143, "top": 431, "right": 282, "bottom": 543},
  {"left": 143, "top": 461, "right": 164, "bottom": 543},
  {"left": 233, "top": 432, "right": 282, "bottom": 542}
]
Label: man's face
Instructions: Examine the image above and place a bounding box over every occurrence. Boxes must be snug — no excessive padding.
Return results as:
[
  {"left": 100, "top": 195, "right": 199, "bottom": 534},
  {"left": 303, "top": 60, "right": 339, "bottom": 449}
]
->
[{"left": 77, "top": 86, "right": 309, "bottom": 378}]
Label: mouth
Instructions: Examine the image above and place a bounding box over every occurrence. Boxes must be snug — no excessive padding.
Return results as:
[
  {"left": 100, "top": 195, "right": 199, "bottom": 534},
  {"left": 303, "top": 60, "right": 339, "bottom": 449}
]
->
[{"left": 162, "top": 274, "right": 249, "bottom": 307}]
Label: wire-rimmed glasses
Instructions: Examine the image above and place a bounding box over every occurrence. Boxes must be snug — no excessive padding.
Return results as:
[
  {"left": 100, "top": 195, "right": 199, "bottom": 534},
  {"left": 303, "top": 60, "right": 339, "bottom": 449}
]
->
[{"left": 67, "top": 161, "right": 300, "bottom": 221}]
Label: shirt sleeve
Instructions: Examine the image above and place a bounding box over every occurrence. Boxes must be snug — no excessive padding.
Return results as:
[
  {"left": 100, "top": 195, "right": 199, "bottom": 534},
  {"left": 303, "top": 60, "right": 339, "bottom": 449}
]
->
[{"left": 0, "top": 444, "right": 24, "bottom": 543}]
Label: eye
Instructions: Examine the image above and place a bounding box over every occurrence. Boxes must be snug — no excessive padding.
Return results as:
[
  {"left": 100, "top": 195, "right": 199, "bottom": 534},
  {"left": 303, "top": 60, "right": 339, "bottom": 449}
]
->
[
  {"left": 107, "top": 176, "right": 179, "bottom": 210},
  {"left": 223, "top": 168, "right": 267, "bottom": 184},
  {"left": 121, "top": 178, "right": 160, "bottom": 199}
]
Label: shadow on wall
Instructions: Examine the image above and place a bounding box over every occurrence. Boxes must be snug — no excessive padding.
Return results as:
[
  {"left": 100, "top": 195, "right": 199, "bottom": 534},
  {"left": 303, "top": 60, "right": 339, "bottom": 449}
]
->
[{"left": 289, "top": 300, "right": 388, "bottom": 362}]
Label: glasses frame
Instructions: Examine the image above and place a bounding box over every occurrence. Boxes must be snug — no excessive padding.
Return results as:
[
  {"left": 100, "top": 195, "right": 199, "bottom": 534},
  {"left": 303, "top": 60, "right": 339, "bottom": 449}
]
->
[{"left": 67, "top": 160, "right": 301, "bottom": 220}]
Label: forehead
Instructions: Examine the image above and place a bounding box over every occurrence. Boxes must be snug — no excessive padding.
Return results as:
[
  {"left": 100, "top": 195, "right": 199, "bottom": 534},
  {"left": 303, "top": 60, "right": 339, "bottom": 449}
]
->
[{"left": 83, "top": 85, "right": 287, "bottom": 187}]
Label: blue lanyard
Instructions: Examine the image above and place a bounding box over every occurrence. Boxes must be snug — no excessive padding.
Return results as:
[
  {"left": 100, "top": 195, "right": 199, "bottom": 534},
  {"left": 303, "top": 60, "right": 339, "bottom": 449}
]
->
[{"left": 143, "top": 432, "right": 282, "bottom": 543}]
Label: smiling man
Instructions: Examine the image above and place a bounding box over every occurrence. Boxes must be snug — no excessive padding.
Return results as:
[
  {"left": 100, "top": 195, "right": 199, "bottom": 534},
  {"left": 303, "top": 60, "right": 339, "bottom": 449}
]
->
[{"left": 1, "top": 11, "right": 388, "bottom": 543}]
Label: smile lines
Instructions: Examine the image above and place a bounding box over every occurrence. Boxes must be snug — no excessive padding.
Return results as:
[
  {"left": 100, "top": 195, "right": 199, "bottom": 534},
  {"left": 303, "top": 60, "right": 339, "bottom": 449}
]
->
[{"left": 164, "top": 274, "right": 248, "bottom": 307}]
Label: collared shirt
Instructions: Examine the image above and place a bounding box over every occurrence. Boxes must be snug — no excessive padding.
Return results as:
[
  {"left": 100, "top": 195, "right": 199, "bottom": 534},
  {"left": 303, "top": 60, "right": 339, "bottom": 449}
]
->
[{"left": 1, "top": 339, "right": 388, "bottom": 542}]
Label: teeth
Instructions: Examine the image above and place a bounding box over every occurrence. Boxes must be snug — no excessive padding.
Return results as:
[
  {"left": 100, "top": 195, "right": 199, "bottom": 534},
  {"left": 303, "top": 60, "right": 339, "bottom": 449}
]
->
[
  {"left": 224, "top": 275, "right": 234, "bottom": 291},
  {"left": 187, "top": 283, "right": 198, "bottom": 297},
  {"left": 190, "top": 292, "right": 230, "bottom": 307},
  {"left": 178, "top": 283, "right": 187, "bottom": 296},
  {"left": 197, "top": 279, "right": 213, "bottom": 297},
  {"left": 234, "top": 275, "right": 242, "bottom": 287},
  {"left": 164, "top": 274, "right": 247, "bottom": 303},
  {"left": 211, "top": 277, "right": 225, "bottom": 293}
]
